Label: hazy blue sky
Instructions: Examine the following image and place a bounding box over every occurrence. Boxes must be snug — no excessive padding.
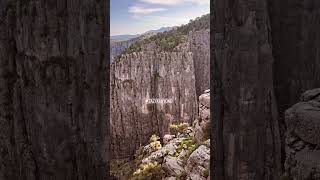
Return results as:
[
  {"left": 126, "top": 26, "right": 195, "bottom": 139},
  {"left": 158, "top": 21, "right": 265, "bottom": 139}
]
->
[{"left": 111, "top": 0, "right": 210, "bottom": 36}]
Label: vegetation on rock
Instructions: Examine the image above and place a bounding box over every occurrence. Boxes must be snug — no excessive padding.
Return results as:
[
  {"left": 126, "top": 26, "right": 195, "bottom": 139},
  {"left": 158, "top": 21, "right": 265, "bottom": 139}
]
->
[
  {"left": 169, "top": 122, "right": 189, "bottom": 135},
  {"left": 119, "top": 14, "right": 209, "bottom": 56},
  {"left": 132, "top": 162, "right": 165, "bottom": 180}
]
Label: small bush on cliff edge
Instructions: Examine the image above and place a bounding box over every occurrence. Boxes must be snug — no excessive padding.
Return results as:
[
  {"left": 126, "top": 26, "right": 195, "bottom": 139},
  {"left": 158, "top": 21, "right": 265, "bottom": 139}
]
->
[
  {"left": 149, "top": 134, "right": 162, "bottom": 151},
  {"left": 132, "top": 162, "right": 165, "bottom": 180},
  {"left": 169, "top": 122, "right": 189, "bottom": 135}
]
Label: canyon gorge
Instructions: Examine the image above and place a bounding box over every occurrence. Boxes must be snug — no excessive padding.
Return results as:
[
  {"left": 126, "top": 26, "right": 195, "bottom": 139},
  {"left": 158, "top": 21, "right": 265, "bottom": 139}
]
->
[
  {"left": 0, "top": 0, "right": 320, "bottom": 180},
  {"left": 111, "top": 27, "right": 210, "bottom": 159}
]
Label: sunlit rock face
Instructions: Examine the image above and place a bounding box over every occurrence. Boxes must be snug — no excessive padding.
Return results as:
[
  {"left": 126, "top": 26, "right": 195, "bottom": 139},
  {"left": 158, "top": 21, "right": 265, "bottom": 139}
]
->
[
  {"left": 111, "top": 39, "right": 136, "bottom": 62},
  {"left": 111, "top": 30, "right": 210, "bottom": 159},
  {"left": 111, "top": 43, "right": 198, "bottom": 159}
]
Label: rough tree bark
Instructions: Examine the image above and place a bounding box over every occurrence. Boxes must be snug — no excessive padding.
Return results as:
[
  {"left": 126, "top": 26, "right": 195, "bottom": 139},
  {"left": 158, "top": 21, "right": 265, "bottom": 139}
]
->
[
  {"left": 212, "top": 0, "right": 282, "bottom": 179},
  {"left": 0, "top": 0, "right": 109, "bottom": 180}
]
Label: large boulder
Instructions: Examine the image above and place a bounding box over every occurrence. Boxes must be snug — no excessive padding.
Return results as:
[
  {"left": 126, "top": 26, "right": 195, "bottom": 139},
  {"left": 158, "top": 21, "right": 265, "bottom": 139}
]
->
[
  {"left": 285, "top": 89, "right": 320, "bottom": 179},
  {"left": 162, "top": 156, "right": 185, "bottom": 176},
  {"left": 194, "top": 90, "right": 210, "bottom": 143},
  {"left": 185, "top": 145, "right": 210, "bottom": 180},
  {"left": 285, "top": 88, "right": 320, "bottom": 145}
]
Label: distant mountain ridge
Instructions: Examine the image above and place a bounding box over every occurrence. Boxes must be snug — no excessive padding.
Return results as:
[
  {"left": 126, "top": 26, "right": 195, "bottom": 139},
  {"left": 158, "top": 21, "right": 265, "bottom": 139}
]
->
[
  {"left": 111, "top": 27, "right": 173, "bottom": 42},
  {"left": 110, "top": 34, "right": 140, "bottom": 42}
]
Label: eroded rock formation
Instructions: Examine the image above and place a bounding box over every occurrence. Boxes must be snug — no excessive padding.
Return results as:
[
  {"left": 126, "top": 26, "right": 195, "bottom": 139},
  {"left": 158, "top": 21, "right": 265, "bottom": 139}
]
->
[
  {"left": 111, "top": 42, "right": 198, "bottom": 159},
  {"left": 111, "top": 39, "right": 136, "bottom": 62},
  {"left": 285, "top": 89, "right": 320, "bottom": 179},
  {"left": 111, "top": 28, "right": 210, "bottom": 159},
  {"left": 123, "top": 90, "right": 211, "bottom": 180},
  {"left": 0, "top": 1, "right": 109, "bottom": 179},
  {"left": 189, "top": 30, "right": 210, "bottom": 97},
  {"left": 194, "top": 89, "right": 210, "bottom": 144}
]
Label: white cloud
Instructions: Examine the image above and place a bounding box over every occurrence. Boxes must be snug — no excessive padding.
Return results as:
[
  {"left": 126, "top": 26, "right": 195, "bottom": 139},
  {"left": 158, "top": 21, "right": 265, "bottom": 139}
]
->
[
  {"left": 139, "top": 0, "right": 181, "bottom": 5},
  {"left": 139, "top": 0, "right": 209, "bottom": 6},
  {"left": 129, "top": 6, "right": 167, "bottom": 14}
]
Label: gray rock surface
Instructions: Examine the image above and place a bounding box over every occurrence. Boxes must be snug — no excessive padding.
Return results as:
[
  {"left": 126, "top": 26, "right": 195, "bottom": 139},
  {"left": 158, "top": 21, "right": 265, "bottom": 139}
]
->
[
  {"left": 163, "top": 177, "right": 176, "bottom": 180},
  {"left": 162, "top": 156, "right": 185, "bottom": 176},
  {"left": 189, "top": 30, "right": 210, "bottom": 97},
  {"left": 111, "top": 46, "right": 198, "bottom": 158},
  {"left": 111, "top": 31, "right": 209, "bottom": 159},
  {"left": 285, "top": 89, "right": 320, "bottom": 179},
  {"left": 285, "top": 96, "right": 320, "bottom": 145},
  {"left": 111, "top": 39, "right": 136, "bottom": 62},
  {"left": 194, "top": 90, "right": 210, "bottom": 146},
  {"left": 0, "top": 0, "right": 109, "bottom": 179},
  {"left": 185, "top": 145, "right": 210, "bottom": 180}
]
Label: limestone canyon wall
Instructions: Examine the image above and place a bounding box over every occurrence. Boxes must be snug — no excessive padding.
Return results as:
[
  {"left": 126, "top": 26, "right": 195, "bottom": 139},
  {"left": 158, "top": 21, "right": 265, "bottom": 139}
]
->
[
  {"left": 111, "top": 43, "right": 198, "bottom": 159},
  {"left": 0, "top": 1, "right": 109, "bottom": 179},
  {"left": 111, "top": 39, "right": 136, "bottom": 62},
  {"left": 111, "top": 31, "right": 209, "bottom": 159},
  {"left": 189, "top": 30, "right": 210, "bottom": 97}
]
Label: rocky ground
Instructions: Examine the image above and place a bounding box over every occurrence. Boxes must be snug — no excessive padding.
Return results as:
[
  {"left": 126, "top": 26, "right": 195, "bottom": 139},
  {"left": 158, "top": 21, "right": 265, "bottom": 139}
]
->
[
  {"left": 284, "top": 89, "right": 320, "bottom": 180},
  {"left": 111, "top": 90, "right": 211, "bottom": 180}
]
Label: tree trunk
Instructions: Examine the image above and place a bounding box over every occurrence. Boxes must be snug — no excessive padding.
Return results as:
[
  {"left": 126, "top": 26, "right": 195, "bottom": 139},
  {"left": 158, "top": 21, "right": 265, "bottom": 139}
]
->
[{"left": 0, "top": 1, "right": 109, "bottom": 179}]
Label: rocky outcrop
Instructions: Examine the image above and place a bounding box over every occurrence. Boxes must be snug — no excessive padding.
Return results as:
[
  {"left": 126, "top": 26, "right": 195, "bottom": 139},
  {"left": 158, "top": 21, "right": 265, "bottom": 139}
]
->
[
  {"left": 127, "top": 90, "right": 210, "bottom": 180},
  {"left": 111, "top": 42, "right": 198, "bottom": 158},
  {"left": 162, "top": 156, "right": 185, "bottom": 176},
  {"left": 194, "top": 89, "right": 210, "bottom": 143},
  {"left": 189, "top": 30, "right": 210, "bottom": 97},
  {"left": 185, "top": 145, "right": 210, "bottom": 180},
  {"left": 111, "top": 30, "right": 209, "bottom": 159},
  {"left": 111, "top": 91, "right": 211, "bottom": 180},
  {"left": 111, "top": 39, "right": 136, "bottom": 62},
  {"left": 0, "top": 1, "right": 109, "bottom": 179},
  {"left": 284, "top": 89, "right": 320, "bottom": 179}
]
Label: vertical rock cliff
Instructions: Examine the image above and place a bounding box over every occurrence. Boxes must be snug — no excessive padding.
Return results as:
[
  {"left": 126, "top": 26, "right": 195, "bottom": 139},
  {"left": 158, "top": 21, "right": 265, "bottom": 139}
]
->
[
  {"left": 0, "top": 1, "right": 109, "bottom": 179},
  {"left": 111, "top": 39, "right": 136, "bottom": 62},
  {"left": 111, "top": 27, "right": 210, "bottom": 159},
  {"left": 189, "top": 30, "right": 210, "bottom": 97},
  {"left": 213, "top": 0, "right": 282, "bottom": 179},
  {"left": 111, "top": 42, "right": 198, "bottom": 159}
]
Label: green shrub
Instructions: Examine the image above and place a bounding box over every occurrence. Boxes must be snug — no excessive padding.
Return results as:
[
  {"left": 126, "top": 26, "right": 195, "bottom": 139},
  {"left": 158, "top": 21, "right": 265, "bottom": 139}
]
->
[
  {"left": 203, "top": 168, "right": 209, "bottom": 178},
  {"left": 150, "top": 134, "right": 160, "bottom": 143},
  {"left": 176, "top": 138, "right": 193, "bottom": 154},
  {"left": 118, "top": 13, "right": 209, "bottom": 58},
  {"left": 150, "top": 141, "right": 162, "bottom": 151},
  {"left": 110, "top": 160, "right": 135, "bottom": 180},
  {"left": 132, "top": 162, "right": 165, "bottom": 180},
  {"left": 134, "top": 145, "right": 145, "bottom": 166},
  {"left": 176, "top": 171, "right": 187, "bottom": 180},
  {"left": 169, "top": 122, "right": 189, "bottom": 135}
]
